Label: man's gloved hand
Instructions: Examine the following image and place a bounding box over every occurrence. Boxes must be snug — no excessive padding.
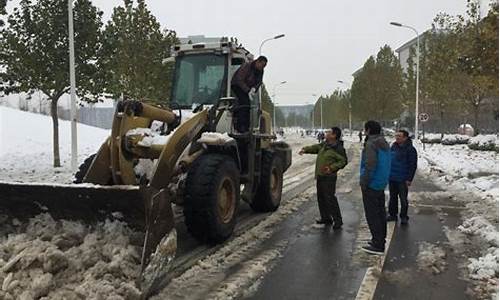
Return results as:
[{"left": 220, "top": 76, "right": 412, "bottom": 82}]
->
[
  {"left": 321, "top": 165, "right": 333, "bottom": 174},
  {"left": 248, "top": 87, "right": 257, "bottom": 98}
]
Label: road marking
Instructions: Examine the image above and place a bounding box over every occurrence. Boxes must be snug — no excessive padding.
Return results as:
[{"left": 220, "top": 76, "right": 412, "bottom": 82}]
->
[
  {"left": 354, "top": 221, "right": 396, "bottom": 300},
  {"left": 411, "top": 203, "right": 465, "bottom": 210}
]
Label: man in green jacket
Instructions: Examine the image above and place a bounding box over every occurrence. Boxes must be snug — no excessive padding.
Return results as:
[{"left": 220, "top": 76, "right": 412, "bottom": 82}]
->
[{"left": 299, "top": 127, "right": 347, "bottom": 229}]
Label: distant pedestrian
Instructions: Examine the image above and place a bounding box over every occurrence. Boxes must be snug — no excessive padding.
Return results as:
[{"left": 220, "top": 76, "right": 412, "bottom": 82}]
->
[
  {"left": 387, "top": 129, "right": 417, "bottom": 225},
  {"left": 360, "top": 120, "right": 391, "bottom": 255},
  {"left": 358, "top": 131, "right": 363, "bottom": 143},
  {"left": 317, "top": 131, "right": 325, "bottom": 143},
  {"left": 299, "top": 127, "right": 348, "bottom": 229}
]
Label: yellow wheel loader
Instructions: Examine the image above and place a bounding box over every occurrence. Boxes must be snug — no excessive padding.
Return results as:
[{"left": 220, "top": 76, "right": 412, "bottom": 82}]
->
[{"left": 0, "top": 41, "right": 292, "bottom": 297}]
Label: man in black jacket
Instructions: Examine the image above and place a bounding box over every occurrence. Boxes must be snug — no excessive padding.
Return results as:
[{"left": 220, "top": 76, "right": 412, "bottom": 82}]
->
[
  {"left": 231, "top": 56, "right": 267, "bottom": 133},
  {"left": 387, "top": 129, "right": 418, "bottom": 225}
]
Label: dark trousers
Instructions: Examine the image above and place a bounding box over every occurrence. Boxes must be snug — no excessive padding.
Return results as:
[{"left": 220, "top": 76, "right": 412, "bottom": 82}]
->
[
  {"left": 361, "top": 187, "right": 387, "bottom": 249},
  {"left": 231, "top": 85, "right": 250, "bottom": 132},
  {"left": 389, "top": 181, "right": 409, "bottom": 220},
  {"left": 316, "top": 176, "right": 342, "bottom": 224}
]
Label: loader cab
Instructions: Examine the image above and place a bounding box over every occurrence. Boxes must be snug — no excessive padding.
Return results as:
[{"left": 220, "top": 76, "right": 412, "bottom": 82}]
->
[
  {"left": 168, "top": 42, "right": 262, "bottom": 133},
  {"left": 170, "top": 53, "right": 228, "bottom": 108}
]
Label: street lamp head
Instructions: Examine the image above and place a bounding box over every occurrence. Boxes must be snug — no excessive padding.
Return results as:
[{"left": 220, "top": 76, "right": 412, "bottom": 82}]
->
[
  {"left": 274, "top": 34, "right": 285, "bottom": 39},
  {"left": 390, "top": 22, "right": 403, "bottom": 27},
  {"left": 337, "top": 80, "right": 344, "bottom": 84},
  {"left": 280, "top": 81, "right": 287, "bottom": 84}
]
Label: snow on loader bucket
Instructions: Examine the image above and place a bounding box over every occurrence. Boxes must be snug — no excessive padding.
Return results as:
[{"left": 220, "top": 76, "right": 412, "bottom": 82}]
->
[{"left": 0, "top": 100, "right": 209, "bottom": 298}]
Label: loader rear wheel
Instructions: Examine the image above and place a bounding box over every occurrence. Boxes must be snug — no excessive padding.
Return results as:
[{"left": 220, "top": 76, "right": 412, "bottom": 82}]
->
[
  {"left": 73, "top": 154, "right": 96, "bottom": 183},
  {"left": 184, "top": 154, "right": 240, "bottom": 243},
  {"left": 250, "top": 151, "right": 283, "bottom": 212}
]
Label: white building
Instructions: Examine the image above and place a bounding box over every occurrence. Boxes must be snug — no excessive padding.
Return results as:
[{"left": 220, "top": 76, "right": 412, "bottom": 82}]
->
[{"left": 394, "top": 31, "right": 427, "bottom": 74}]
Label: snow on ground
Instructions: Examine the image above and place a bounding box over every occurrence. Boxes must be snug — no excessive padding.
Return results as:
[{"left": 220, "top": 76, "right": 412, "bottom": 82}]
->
[
  {"left": 416, "top": 139, "right": 499, "bottom": 296},
  {"left": 0, "top": 106, "right": 318, "bottom": 299},
  {"left": 0, "top": 213, "right": 143, "bottom": 300},
  {"left": 0, "top": 106, "right": 110, "bottom": 183},
  {"left": 416, "top": 241, "right": 447, "bottom": 275}
]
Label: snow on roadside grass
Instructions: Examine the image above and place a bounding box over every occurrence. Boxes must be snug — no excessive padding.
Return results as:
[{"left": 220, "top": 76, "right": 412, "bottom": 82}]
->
[{"left": 0, "top": 106, "right": 110, "bottom": 183}]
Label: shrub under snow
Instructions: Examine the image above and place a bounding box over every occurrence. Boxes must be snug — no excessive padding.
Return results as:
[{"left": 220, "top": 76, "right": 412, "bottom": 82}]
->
[
  {"left": 468, "top": 135, "right": 499, "bottom": 152},
  {"left": 441, "top": 134, "right": 470, "bottom": 145},
  {"left": 421, "top": 133, "right": 442, "bottom": 144}
]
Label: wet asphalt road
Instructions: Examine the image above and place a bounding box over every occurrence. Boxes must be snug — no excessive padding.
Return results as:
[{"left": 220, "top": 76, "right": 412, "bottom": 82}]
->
[{"left": 243, "top": 142, "right": 471, "bottom": 300}]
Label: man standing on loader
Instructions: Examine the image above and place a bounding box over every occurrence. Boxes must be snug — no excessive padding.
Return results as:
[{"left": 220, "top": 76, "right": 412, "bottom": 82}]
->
[{"left": 231, "top": 56, "right": 268, "bottom": 133}]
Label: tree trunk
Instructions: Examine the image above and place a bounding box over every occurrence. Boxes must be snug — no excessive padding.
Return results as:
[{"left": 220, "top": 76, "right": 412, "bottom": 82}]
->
[
  {"left": 440, "top": 108, "right": 445, "bottom": 139},
  {"left": 473, "top": 104, "right": 480, "bottom": 136},
  {"left": 50, "top": 99, "right": 61, "bottom": 167}
]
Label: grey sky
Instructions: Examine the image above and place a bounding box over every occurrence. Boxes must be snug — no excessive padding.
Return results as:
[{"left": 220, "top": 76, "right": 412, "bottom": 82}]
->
[{"left": 6, "top": 0, "right": 486, "bottom": 105}]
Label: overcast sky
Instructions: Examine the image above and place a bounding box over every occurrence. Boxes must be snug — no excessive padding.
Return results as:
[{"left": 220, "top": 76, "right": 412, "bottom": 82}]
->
[{"left": 6, "top": 0, "right": 490, "bottom": 105}]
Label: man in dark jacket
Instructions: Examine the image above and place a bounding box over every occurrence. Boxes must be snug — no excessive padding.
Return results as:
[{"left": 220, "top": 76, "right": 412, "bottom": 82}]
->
[
  {"left": 231, "top": 56, "right": 267, "bottom": 133},
  {"left": 360, "top": 120, "right": 391, "bottom": 255},
  {"left": 388, "top": 129, "right": 417, "bottom": 225},
  {"left": 299, "top": 127, "right": 347, "bottom": 229}
]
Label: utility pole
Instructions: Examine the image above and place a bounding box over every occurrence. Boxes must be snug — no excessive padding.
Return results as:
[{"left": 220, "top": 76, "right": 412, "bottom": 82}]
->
[{"left": 68, "top": 0, "right": 78, "bottom": 171}]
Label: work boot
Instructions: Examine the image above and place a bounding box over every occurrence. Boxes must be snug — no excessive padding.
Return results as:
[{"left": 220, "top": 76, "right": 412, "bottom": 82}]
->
[
  {"left": 315, "top": 219, "right": 333, "bottom": 225},
  {"left": 361, "top": 244, "right": 384, "bottom": 255},
  {"left": 386, "top": 215, "right": 398, "bottom": 222},
  {"left": 332, "top": 221, "right": 343, "bottom": 230},
  {"left": 400, "top": 217, "right": 409, "bottom": 225}
]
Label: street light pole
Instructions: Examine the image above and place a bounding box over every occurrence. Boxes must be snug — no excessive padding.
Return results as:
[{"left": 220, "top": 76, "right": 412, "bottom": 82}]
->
[
  {"left": 337, "top": 80, "right": 352, "bottom": 133},
  {"left": 259, "top": 34, "right": 285, "bottom": 56},
  {"left": 68, "top": 0, "right": 78, "bottom": 172},
  {"left": 391, "top": 22, "right": 420, "bottom": 140},
  {"left": 258, "top": 34, "right": 285, "bottom": 131},
  {"left": 272, "top": 81, "right": 287, "bottom": 132},
  {"left": 311, "top": 94, "right": 317, "bottom": 129}
]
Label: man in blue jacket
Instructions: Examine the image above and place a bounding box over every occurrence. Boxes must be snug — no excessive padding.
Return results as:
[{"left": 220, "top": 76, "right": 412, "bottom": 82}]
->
[
  {"left": 360, "top": 120, "right": 391, "bottom": 255},
  {"left": 388, "top": 129, "right": 418, "bottom": 225}
]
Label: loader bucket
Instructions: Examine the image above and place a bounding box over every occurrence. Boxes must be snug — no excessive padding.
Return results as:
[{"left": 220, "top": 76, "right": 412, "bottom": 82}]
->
[{"left": 0, "top": 181, "right": 177, "bottom": 298}]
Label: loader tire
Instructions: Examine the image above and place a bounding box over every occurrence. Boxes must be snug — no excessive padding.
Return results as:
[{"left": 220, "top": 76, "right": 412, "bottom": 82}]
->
[
  {"left": 250, "top": 151, "right": 284, "bottom": 212},
  {"left": 73, "top": 154, "right": 96, "bottom": 183},
  {"left": 184, "top": 154, "right": 240, "bottom": 243}
]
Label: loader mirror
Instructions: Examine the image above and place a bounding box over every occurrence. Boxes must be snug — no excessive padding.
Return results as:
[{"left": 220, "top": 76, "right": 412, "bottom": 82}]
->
[{"left": 162, "top": 57, "right": 176, "bottom": 65}]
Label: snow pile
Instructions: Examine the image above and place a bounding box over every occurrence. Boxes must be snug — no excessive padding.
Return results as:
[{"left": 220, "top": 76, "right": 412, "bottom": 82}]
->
[
  {"left": 0, "top": 106, "right": 110, "bottom": 184},
  {"left": 441, "top": 134, "right": 470, "bottom": 145},
  {"left": 126, "top": 128, "right": 171, "bottom": 147},
  {"left": 467, "top": 248, "right": 499, "bottom": 281},
  {"left": 197, "top": 132, "right": 235, "bottom": 145},
  {"left": 458, "top": 217, "right": 499, "bottom": 281},
  {"left": 458, "top": 217, "right": 498, "bottom": 247},
  {"left": 0, "top": 213, "right": 142, "bottom": 300},
  {"left": 468, "top": 135, "right": 499, "bottom": 152},
  {"left": 134, "top": 159, "right": 156, "bottom": 181}
]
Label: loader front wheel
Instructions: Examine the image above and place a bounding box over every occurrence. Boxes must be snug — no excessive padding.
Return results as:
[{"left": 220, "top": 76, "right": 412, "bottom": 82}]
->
[
  {"left": 73, "top": 154, "right": 96, "bottom": 183},
  {"left": 250, "top": 151, "right": 284, "bottom": 212},
  {"left": 184, "top": 154, "right": 240, "bottom": 243}
]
